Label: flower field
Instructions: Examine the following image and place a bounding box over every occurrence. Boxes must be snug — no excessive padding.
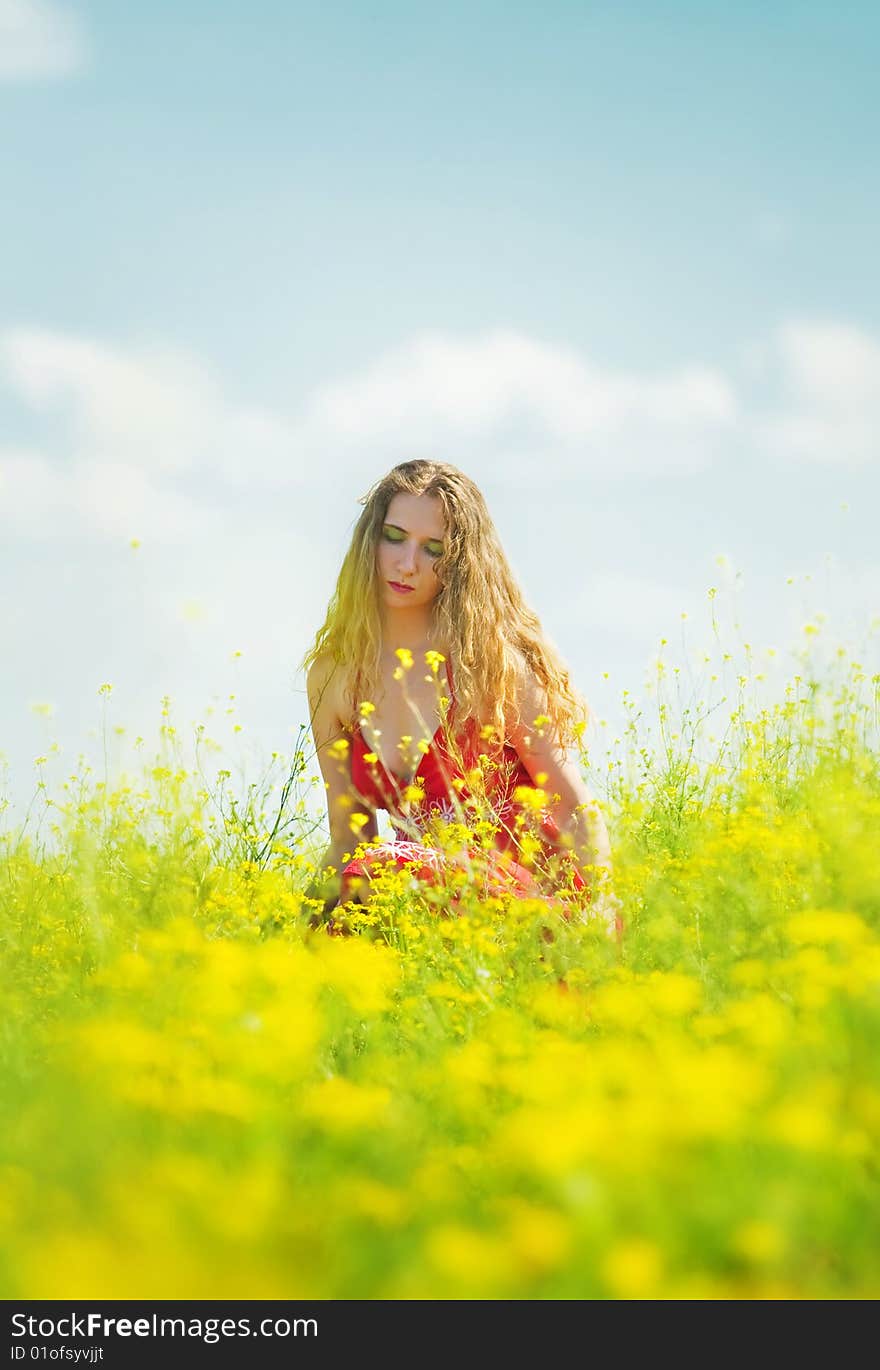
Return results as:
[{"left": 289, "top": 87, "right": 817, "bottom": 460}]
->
[{"left": 2, "top": 650, "right": 879, "bottom": 1299}]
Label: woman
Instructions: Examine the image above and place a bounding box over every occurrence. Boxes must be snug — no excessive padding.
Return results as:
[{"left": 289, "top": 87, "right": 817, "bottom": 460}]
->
[{"left": 301, "top": 460, "right": 621, "bottom": 937}]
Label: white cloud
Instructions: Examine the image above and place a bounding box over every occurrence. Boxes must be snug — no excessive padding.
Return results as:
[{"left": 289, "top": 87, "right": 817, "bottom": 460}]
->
[
  {"left": 2, "top": 328, "right": 298, "bottom": 484},
  {"left": 300, "top": 328, "right": 738, "bottom": 475},
  {"left": 2, "top": 325, "right": 741, "bottom": 499},
  {"left": 0, "top": 0, "right": 87, "bottom": 80},
  {"left": 72, "top": 458, "right": 223, "bottom": 540},
  {"left": 0, "top": 448, "right": 59, "bottom": 527},
  {"left": 0, "top": 448, "right": 219, "bottom": 541},
  {"left": 750, "top": 320, "right": 880, "bottom": 468},
  {"left": 3, "top": 317, "right": 877, "bottom": 540}
]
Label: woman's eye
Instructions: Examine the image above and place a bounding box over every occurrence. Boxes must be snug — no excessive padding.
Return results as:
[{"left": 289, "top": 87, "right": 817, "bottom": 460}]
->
[{"left": 383, "top": 530, "right": 443, "bottom": 557}]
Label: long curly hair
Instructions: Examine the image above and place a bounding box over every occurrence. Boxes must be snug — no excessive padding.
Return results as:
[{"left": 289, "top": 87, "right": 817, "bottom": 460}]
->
[{"left": 299, "top": 460, "right": 591, "bottom": 768}]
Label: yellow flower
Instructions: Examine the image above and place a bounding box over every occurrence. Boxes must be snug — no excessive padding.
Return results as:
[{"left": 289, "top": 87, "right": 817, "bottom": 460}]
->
[
  {"left": 359, "top": 700, "right": 376, "bottom": 716},
  {"left": 328, "top": 738, "right": 350, "bottom": 760},
  {"left": 424, "top": 650, "right": 446, "bottom": 674},
  {"left": 310, "top": 936, "right": 400, "bottom": 1013},
  {"left": 602, "top": 1239, "right": 664, "bottom": 1297},
  {"left": 517, "top": 832, "right": 542, "bottom": 867},
  {"left": 732, "top": 1220, "right": 785, "bottom": 1265},
  {"left": 513, "top": 785, "right": 547, "bottom": 812},
  {"left": 301, "top": 1077, "right": 391, "bottom": 1131},
  {"left": 363, "top": 752, "right": 379, "bottom": 764},
  {"left": 501, "top": 1200, "right": 572, "bottom": 1275},
  {"left": 394, "top": 648, "right": 414, "bottom": 670},
  {"left": 426, "top": 1225, "right": 518, "bottom": 1292},
  {"left": 337, "top": 1178, "right": 409, "bottom": 1225},
  {"left": 349, "top": 812, "right": 370, "bottom": 833},
  {"left": 786, "top": 910, "right": 870, "bottom": 947},
  {"left": 768, "top": 1098, "right": 835, "bottom": 1151},
  {"left": 644, "top": 971, "right": 703, "bottom": 1017}
]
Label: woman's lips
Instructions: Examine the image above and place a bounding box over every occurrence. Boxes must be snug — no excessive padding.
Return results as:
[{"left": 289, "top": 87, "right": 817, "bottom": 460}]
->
[{"left": 388, "top": 581, "right": 415, "bottom": 594}]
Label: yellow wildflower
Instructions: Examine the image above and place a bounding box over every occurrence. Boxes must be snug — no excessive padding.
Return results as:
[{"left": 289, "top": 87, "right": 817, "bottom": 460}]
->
[
  {"left": 501, "top": 1200, "right": 572, "bottom": 1275},
  {"left": 733, "top": 1221, "right": 785, "bottom": 1265},
  {"left": 426, "top": 1225, "right": 518, "bottom": 1292},
  {"left": 602, "top": 1239, "right": 664, "bottom": 1297},
  {"left": 301, "top": 1077, "right": 391, "bottom": 1131},
  {"left": 786, "top": 910, "right": 870, "bottom": 947},
  {"left": 517, "top": 832, "right": 542, "bottom": 867}
]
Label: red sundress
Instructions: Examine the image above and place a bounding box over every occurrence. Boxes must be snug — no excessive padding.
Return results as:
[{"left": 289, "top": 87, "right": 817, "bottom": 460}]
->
[{"left": 338, "top": 656, "right": 592, "bottom": 914}]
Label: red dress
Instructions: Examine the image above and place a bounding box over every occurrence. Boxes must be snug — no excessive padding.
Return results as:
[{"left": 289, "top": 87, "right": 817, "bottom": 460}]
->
[{"left": 338, "top": 657, "right": 591, "bottom": 913}]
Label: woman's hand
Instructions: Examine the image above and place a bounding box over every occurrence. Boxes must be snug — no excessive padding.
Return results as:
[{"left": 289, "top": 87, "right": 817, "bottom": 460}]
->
[
  {"left": 307, "top": 897, "right": 338, "bottom": 931},
  {"left": 307, "top": 899, "right": 357, "bottom": 938}
]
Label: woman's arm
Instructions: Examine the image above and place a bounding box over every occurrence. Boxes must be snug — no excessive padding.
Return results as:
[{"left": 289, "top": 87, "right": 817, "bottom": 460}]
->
[
  {"left": 305, "top": 655, "right": 379, "bottom": 918},
  {"left": 506, "top": 654, "right": 620, "bottom": 934}
]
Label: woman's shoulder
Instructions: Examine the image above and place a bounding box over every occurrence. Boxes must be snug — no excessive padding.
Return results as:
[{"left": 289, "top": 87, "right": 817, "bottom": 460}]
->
[
  {"left": 306, "top": 650, "right": 348, "bottom": 731},
  {"left": 306, "top": 647, "right": 338, "bottom": 690}
]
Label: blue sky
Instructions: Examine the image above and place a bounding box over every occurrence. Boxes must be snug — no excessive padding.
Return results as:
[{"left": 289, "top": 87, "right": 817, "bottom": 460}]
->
[{"left": 1, "top": 1, "right": 878, "bottom": 831}]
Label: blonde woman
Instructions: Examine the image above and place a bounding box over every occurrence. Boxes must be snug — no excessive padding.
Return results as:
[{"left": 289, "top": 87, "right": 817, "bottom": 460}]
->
[{"left": 301, "top": 460, "right": 621, "bottom": 937}]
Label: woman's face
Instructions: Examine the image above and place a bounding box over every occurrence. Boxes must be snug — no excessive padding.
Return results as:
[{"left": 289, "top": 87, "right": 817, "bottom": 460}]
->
[{"left": 376, "top": 492, "right": 448, "bottom": 614}]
